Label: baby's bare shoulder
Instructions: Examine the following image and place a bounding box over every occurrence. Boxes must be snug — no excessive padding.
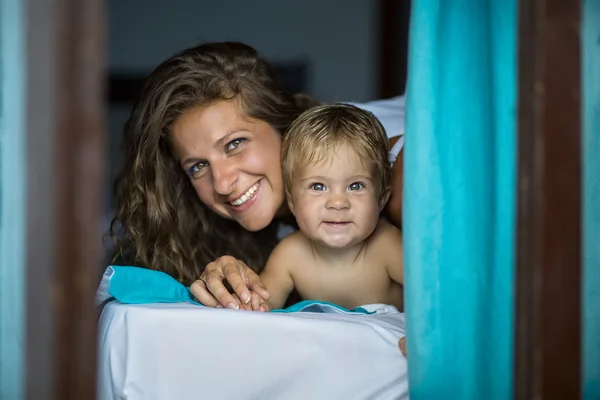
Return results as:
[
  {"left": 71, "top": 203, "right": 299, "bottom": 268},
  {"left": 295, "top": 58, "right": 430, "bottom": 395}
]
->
[
  {"left": 365, "top": 220, "right": 403, "bottom": 263},
  {"left": 369, "top": 219, "right": 403, "bottom": 247},
  {"left": 272, "top": 231, "right": 312, "bottom": 258},
  {"left": 366, "top": 220, "right": 404, "bottom": 283}
]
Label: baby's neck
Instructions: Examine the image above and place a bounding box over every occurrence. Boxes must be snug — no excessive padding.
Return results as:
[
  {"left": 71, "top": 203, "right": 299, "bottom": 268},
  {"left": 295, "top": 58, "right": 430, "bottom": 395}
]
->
[{"left": 309, "top": 240, "right": 368, "bottom": 267}]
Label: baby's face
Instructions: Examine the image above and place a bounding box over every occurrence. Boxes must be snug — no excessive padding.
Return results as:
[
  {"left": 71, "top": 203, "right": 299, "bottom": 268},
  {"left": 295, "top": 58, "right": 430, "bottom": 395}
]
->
[{"left": 290, "top": 144, "right": 381, "bottom": 248}]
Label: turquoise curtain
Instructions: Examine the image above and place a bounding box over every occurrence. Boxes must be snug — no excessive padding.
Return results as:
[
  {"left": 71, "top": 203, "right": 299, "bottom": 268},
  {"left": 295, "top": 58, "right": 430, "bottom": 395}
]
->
[
  {"left": 403, "top": 1, "right": 516, "bottom": 398},
  {"left": 0, "top": 0, "right": 26, "bottom": 399},
  {"left": 404, "top": 1, "right": 599, "bottom": 398},
  {"left": 583, "top": 1, "right": 600, "bottom": 398}
]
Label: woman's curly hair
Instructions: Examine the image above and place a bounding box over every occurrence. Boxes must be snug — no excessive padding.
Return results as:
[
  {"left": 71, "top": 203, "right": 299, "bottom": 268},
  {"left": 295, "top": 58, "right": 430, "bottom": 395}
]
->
[{"left": 109, "top": 42, "right": 319, "bottom": 284}]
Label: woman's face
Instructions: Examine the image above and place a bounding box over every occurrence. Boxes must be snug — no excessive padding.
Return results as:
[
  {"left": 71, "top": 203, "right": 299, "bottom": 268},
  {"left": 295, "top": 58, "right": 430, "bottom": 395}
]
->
[{"left": 171, "top": 99, "right": 286, "bottom": 232}]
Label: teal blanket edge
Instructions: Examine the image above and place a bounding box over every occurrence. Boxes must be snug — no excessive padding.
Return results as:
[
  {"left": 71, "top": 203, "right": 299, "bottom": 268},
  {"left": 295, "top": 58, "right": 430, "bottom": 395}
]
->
[{"left": 102, "top": 266, "right": 373, "bottom": 315}]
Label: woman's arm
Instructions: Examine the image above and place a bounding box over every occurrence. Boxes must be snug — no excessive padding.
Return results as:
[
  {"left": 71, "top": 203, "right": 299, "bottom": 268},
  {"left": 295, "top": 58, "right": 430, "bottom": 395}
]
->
[{"left": 385, "top": 150, "right": 403, "bottom": 228}]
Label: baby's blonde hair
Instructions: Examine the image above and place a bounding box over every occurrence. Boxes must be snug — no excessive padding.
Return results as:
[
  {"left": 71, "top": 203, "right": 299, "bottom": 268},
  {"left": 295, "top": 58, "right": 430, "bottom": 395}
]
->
[{"left": 281, "top": 104, "right": 391, "bottom": 206}]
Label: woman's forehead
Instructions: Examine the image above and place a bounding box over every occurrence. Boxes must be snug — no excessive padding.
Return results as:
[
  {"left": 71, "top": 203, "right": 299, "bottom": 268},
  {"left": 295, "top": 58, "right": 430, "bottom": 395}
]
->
[
  {"left": 174, "top": 100, "right": 252, "bottom": 135},
  {"left": 170, "top": 99, "right": 280, "bottom": 161},
  {"left": 171, "top": 101, "right": 253, "bottom": 148}
]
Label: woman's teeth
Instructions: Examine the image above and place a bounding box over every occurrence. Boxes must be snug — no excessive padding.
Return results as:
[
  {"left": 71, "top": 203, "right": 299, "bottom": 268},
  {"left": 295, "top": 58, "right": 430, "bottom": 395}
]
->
[{"left": 230, "top": 182, "right": 259, "bottom": 206}]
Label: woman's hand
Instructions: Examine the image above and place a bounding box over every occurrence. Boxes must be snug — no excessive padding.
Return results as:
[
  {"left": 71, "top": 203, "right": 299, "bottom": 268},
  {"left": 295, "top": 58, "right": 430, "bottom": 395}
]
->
[
  {"left": 190, "top": 256, "right": 270, "bottom": 309},
  {"left": 398, "top": 336, "right": 407, "bottom": 357}
]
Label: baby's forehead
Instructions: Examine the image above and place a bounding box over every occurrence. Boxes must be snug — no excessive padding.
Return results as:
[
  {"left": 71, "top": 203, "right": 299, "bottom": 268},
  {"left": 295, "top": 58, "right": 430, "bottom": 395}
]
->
[
  {"left": 300, "top": 142, "right": 366, "bottom": 163},
  {"left": 297, "top": 154, "right": 375, "bottom": 178}
]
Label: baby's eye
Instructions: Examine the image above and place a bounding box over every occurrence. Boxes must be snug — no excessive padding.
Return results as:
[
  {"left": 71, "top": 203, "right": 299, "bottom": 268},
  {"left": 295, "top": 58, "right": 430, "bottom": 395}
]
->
[
  {"left": 226, "top": 138, "right": 247, "bottom": 152},
  {"left": 187, "top": 161, "right": 209, "bottom": 176},
  {"left": 310, "top": 183, "right": 327, "bottom": 191},
  {"left": 348, "top": 182, "right": 365, "bottom": 191}
]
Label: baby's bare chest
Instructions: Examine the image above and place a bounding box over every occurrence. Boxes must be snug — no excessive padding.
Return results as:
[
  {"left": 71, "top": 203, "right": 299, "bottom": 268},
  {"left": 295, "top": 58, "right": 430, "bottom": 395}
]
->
[{"left": 292, "top": 260, "right": 393, "bottom": 308}]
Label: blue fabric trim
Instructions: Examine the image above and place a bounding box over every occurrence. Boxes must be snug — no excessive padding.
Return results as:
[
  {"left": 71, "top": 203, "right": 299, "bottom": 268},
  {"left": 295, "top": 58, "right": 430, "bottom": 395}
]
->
[
  {"left": 108, "top": 266, "right": 202, "bottom": 306},
  {"left": 271, "top": 300, "right": 374, "bottom": 314},
  {"left": 104, "top": 266, "right": 372, "bottom": 314}
]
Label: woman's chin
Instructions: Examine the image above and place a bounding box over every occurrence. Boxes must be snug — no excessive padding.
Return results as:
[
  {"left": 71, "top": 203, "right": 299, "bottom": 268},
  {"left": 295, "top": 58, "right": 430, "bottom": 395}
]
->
[{"left": 238, "top": 216, "right": 273, "bottom": 232}]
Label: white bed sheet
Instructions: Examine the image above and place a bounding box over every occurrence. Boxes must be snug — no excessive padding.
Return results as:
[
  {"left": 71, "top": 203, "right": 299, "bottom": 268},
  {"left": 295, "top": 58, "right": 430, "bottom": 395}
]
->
[{"left": 98, "top": 301, "right": 409, "bottom": 400}]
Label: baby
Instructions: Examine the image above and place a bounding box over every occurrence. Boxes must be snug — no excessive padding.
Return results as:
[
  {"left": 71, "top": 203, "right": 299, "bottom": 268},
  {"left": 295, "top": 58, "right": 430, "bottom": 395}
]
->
[{"left": 253, "top": 103, "right": 404, "bottom": 311}]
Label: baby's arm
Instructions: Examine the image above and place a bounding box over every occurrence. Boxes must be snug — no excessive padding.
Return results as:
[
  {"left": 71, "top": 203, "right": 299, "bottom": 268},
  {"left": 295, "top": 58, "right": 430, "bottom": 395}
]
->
[
  {"left": 256, "top": 236, "right": 298, "bottom": 311},
  {"left": 380, "top": 222, "right": 404, "bottom": 285},
  {"left": 378, "top": 221, "right": 407, "bottom": 357}
]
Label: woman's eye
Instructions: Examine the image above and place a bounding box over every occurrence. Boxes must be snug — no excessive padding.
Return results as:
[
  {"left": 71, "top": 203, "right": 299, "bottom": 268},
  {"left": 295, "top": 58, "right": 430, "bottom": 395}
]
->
[
  {"left": 349, "top": 182, "right": 365, "bottom": 191},
  {"left": 187, "top": 161, "right": 208, "bottom": 176},
  {"left": 226, "top": 138, "right": 247, "bottom": 152},
  {"left": 310, "top": 183, "right": 326, "bottom": 191}
]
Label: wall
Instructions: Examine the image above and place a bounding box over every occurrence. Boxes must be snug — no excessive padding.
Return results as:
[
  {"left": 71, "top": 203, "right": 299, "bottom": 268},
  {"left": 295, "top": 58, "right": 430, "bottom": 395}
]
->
[
  {"left": 105, "top": 0, "right": 380, "bottom": 222},
  {"left": 108, "top": 0, "right": 379, "bottom": 103}
]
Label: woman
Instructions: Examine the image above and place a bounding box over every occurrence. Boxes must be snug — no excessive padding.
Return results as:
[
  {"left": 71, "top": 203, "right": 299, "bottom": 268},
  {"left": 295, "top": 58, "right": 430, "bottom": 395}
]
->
[{"left": 110, "top": 41, "right": 404, "bottom": 310}]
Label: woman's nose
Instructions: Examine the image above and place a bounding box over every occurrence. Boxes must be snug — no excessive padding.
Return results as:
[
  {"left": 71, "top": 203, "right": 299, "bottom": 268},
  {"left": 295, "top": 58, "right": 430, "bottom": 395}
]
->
[{"left": 211, "top": 159, "right": 238, "bottom": 196}]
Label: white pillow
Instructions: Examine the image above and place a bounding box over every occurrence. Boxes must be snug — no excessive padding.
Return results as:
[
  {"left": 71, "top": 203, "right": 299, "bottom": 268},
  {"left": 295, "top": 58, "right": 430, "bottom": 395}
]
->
[{"left": 349, "top": 95, "right": 406, "bottom": 163}]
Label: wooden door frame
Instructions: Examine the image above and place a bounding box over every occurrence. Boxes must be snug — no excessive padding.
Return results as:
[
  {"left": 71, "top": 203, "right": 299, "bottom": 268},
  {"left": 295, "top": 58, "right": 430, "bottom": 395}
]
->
[
  {"left": 378, "top": 0, "right": 410, "bottom": 98},
  {"left": 514, "top": 0, "right": 582, "bottom": 398},
  {"left": 25, "top": 0, "right": 105, "bottom": 398}
]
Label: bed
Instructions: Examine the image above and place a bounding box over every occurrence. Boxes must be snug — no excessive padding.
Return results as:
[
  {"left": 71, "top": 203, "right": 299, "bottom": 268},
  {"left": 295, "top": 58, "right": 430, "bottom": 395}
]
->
[{"left": 96, "top": 266, "right": 409, "bottom": 400}]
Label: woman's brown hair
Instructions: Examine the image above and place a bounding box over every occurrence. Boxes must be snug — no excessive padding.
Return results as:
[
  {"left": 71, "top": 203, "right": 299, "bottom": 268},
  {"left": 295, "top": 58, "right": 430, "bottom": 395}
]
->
[{"left": 109, "top": 42, "right": 318, "bottom": 285}]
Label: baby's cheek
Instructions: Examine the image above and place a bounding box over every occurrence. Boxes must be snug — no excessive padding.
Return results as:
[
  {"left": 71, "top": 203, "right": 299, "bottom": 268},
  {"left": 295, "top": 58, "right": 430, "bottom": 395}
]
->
[
  {"left": 361, "top": 199, "right": 382, "bottom": 223},
  {"left": 295, "top": 201, "right": 321, "bottom": 228},
  {"left": 295, "top": 203, "right": 316, "bottom": 223}
]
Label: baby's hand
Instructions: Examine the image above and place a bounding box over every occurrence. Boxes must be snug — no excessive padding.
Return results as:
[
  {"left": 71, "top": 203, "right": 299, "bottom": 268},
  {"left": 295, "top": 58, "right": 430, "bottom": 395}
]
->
[
  {"left": 210, "top": 293, "right": 254, "bottom": 310},
  {"left": 250, "top": 292, "right": 270, "bottom": 312},
  {"left": 230, "top": 294, "right": 255, "bottom": 310},
  {"left": 203, "top": 292, "right": 269, "bottom": 312}
]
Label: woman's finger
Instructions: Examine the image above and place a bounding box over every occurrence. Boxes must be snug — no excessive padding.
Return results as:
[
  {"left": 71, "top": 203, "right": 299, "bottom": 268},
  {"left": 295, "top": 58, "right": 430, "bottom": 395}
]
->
[
  {"left": 222, "top": 259, "right": 252, "bottom": 304},
  {"left": 189, "top": 279, "right": 219, "bottom": 308},
  {"left": 245, "top": 271, "right": 271, "bottom": 301},
  {"left": 231, "top": 294, "right": 251, "bottom": 310},
  {"left": 205, "top": 273, "right": 240, "bottom": 310}
]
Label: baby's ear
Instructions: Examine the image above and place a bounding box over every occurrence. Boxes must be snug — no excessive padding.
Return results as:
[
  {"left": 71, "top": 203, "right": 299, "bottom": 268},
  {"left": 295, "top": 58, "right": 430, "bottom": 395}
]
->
[{"left": 379, "top": 186, "right": 391, "bottom": 211}]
